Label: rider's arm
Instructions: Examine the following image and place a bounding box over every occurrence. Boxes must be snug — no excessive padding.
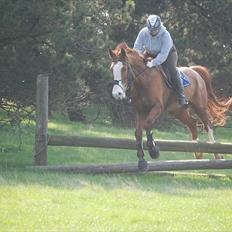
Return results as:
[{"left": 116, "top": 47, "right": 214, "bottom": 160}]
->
[
  {"left": 151, "top": 31, "right": 173, "bottom": 66},
  {"left": 133, "top": 29, "right": 145, "bottom": 54}
]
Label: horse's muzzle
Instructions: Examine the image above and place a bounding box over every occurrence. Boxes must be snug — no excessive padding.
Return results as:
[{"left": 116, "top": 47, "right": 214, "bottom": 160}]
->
[
  {"left": 112, "top": 90, "right": 126, "bottom": 100},
  {"left": 112, "top": 83, "right": 126, "bottom": 100}
]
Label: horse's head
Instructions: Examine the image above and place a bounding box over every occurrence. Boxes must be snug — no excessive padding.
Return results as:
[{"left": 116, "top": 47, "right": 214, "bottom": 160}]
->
[{"left": 108, "top": 46, "right": 130, "bottom": 100}]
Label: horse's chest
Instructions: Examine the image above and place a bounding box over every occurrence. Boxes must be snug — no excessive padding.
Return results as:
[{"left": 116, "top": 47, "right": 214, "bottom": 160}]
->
[
  {"left": 139, "top": 96, "right": 149, "bottom": 106},
  {"left": 131, "top": 85, "right": 154, "bottom": 114},
  {"left": 133, "top": 96, "right": 152, "bottom": 114}
]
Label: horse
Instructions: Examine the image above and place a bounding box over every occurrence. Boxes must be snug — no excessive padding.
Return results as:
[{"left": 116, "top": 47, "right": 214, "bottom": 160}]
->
[{"left": 108, "top": 42, "right": 232, "bottom": 170}]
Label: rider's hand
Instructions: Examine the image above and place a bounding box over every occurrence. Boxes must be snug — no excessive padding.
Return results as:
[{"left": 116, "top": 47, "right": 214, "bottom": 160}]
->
[
  {"left": 146, "top": 60, "right": 155, "bottom": 68},
  {"left": 146, "top": 60, "right": 160, "bottom": 70}
]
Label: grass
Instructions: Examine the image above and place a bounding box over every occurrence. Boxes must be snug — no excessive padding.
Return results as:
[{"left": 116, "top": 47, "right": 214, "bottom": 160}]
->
[
  {"left": 0, "top": 117, "right": 232, "bottom": 232},
  {"left": 1, "top": 182, "right": 232, "bottom": 232}
]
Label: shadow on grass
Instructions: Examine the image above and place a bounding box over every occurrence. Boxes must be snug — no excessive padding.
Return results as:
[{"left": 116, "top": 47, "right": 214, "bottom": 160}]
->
[{"left": 1, "top": 163, "right": 232, "bottom": 199}]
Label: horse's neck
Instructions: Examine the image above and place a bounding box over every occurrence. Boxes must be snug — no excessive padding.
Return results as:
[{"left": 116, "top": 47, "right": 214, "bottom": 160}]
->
[
  {"left": 129, "top": 58, "right": 145, "bottom": 74},
  {"left": 129, "top": 59, "right": 170, "bottom": 105},
  {"left": 129, "top": 60, "right": 148, "bottom": 87},
  {"left": 129, "top": 58, "right": 165, "bottom": 86}
]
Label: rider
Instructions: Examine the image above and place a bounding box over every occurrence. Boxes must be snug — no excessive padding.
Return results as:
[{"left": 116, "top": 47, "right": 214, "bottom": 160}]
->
[{"left": 133, "top": 14, "right": 188, "bottom": 106}]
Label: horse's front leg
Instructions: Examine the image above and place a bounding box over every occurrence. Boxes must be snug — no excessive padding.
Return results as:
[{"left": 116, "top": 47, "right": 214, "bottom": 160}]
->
[
  {"left": 144, "top": 103, "right": 163, "bottom": 159},
  {"left": 135, "top": 115, "right": 148, "bottom": 171},
  {"left": 146, "top": 129, "right": 160, "bottom": 159}
]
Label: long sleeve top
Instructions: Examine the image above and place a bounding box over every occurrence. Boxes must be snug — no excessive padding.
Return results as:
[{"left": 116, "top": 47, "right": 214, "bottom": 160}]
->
[{"left": 133, "top": 25, "right": 173, "bottom": 66}]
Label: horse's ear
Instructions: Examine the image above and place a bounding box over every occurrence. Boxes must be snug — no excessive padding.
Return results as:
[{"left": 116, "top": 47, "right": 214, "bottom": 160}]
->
[
  {"left": 108, "top": 48, "right": 116, "bottom": 60},
  {"left": 120, "top": 48, "right": 127, "bottom": 59}
]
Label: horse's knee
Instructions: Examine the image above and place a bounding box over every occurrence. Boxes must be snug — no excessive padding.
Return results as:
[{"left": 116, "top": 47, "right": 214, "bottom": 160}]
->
[{"left": 143, "top": 119, "right": 153, "bottom": 130}]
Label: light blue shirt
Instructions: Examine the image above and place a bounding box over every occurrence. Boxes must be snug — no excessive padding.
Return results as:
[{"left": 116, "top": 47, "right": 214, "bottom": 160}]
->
[{"left": 133, "top": 25, "right": 173, "bottom": 66}]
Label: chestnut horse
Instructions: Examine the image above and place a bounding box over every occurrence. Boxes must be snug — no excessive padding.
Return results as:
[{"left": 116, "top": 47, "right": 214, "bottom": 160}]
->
[{"left": 109, "top": 42, "right": 232, "bottom": 170}]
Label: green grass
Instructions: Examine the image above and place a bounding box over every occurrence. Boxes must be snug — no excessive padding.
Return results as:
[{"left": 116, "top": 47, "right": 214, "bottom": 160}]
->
[{"left": 0, "top": 118, "right": 232, "bottom": 232}]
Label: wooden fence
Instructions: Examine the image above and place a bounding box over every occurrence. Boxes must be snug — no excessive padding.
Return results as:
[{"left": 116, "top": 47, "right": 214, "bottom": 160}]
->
[
  {"left": 48, "top": 135, "right": 232, "bottom": 154},
  {"left": 34, "top": 74, "right": 232, "bottom": 173}
]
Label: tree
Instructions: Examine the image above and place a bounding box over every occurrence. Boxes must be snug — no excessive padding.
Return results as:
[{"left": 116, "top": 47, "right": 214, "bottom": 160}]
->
[{"left": 0, "top": 0, "right": 231, "bottom": 129}]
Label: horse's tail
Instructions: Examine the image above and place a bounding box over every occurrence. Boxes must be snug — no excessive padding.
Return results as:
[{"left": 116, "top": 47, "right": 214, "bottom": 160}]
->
[{"left": 190, "top": 65, "right": 232, "bottom": 126}]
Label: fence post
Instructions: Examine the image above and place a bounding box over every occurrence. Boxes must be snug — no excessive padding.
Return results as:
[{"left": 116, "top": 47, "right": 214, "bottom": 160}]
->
[{"left": 34, "top": 74, "right": 48, "bottom": 165}]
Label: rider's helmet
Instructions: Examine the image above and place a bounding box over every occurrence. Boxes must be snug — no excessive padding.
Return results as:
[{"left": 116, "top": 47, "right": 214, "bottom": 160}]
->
[{"left": 146, "top": 15, "right": 161, "bottom": 36}]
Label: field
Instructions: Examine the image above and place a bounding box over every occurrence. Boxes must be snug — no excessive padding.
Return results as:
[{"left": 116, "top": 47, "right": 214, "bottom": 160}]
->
[{"left": 0, "top": 118, "right": 232, "bottom": 232}]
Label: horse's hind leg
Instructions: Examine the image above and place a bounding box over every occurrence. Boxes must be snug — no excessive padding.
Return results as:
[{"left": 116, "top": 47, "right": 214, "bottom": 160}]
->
[
  {"left": 194, "top": 107, "right": 224, "bottom": 159},
  {"left": 172, "top": 109, "right": 203, "bottom": 159},
  {"left": 207, "top": 125, "right": 223, "bottom": 159}
]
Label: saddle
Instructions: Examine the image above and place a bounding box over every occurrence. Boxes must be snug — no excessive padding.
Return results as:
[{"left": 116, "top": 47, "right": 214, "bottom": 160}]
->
[
  {"left": 159, "top": 66, "right": 190, "bottom": 88},
  {"left": 142, "top": 52, "right": 190, "bottom": 89}
]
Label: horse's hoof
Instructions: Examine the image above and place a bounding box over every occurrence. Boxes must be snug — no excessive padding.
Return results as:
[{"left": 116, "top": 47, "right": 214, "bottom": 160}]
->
[
  {"left": 138, "top": 159, "right": 148, "bottom": 171},
  {"left": 148, "top": 145, "right": 160, "bottom": 159}
]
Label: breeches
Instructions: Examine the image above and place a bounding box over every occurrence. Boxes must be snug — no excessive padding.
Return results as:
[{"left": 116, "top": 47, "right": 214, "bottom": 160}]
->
[{"left": 161, "top": 47, "right": 178, "bottom": 82}]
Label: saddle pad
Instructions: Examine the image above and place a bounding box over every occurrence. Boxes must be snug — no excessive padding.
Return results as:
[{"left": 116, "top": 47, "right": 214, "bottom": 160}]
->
[{"left": 177, "top": 68, "right": 190, "bottom": 87}]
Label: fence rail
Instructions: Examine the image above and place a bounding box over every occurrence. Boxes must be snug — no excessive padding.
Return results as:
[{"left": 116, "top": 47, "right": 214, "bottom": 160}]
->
[
  {"left": 48, "top": 135, "right": 232, "bottom": 154},
  {"left": 33, "top": 159, "right": 232, "bottom": 174}
]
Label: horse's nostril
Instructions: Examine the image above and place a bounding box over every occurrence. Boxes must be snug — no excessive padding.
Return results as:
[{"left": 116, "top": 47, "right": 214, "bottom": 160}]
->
[{"left": 118, "top": 92, "right": 122, "bottom": 95}]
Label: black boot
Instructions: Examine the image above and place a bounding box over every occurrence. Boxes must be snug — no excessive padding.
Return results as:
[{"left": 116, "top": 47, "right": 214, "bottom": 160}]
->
[
  {"left": 172, "top": 72, "right": 189, "bottom": 106},
  {"left": 172, "top": 71, "right": 189, "bottom": 106}
]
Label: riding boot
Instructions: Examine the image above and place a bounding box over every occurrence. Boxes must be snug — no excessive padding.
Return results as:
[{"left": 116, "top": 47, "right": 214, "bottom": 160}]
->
[{"left": 172, "top": 71, "right": 189, "bottom": 106}]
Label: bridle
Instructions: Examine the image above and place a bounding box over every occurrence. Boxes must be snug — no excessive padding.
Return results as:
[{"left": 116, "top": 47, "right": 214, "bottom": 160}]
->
[{"left": 111, "top": 59, "right": 149, "bottom": 98}]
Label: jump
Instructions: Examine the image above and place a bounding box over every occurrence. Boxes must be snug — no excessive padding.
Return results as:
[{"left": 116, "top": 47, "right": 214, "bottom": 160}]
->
[{"left": 109, "top": 42, "right": 232, "bottom": 170}]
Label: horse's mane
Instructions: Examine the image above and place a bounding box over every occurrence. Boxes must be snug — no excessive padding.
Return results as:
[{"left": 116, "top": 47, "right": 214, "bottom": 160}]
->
[{"left": 115, "top": 42, "right": 144, "bottom": 65}]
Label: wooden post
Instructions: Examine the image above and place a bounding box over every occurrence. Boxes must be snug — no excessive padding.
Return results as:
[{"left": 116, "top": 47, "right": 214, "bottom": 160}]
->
[{"left": 34, "top": 74, "right": 48, "bottom": 165}]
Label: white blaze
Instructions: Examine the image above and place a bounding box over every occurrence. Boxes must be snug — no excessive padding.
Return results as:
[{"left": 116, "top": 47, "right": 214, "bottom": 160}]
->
[
  {"left": 113, "top": 62, "right": 123, "bottom": 81},
  {"left": 112, "top": 61, "right": 126, "bottom": 100}
]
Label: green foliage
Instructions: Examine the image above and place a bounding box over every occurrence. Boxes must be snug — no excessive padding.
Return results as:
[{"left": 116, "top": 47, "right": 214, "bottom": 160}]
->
[
  {"left": 0, "top": 0, "right": 231, "bottom": 126},
  {"left": 164, "top": 0, "right": 232, "bottom": 96}
]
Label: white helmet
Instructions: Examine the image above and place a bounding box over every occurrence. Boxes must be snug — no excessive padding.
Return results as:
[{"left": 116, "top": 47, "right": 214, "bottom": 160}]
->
[{"left": 146, "top": 15, "right": 161, "bottom": 36}]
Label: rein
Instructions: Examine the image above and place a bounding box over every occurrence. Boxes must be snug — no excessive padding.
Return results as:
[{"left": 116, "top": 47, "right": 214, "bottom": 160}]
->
[
  {"left": 124, "top": 61, "right": 149, "bottom": 99},
  {"left": 124, "top": 61, "right": 149, "bottom": 79}
]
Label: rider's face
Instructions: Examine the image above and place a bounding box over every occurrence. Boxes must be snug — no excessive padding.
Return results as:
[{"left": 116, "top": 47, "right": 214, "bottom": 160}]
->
[{"left": 149, "top": 28, "right": 160, "bottom": 37}]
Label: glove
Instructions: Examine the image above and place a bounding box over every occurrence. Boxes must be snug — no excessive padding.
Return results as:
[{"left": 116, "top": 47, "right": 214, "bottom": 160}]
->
[
  {"left": 146, "top": 61, "right": 153, "bottom": 68},
  {"left": 146, "top": 59, "right": 156, "bottom": 68}
]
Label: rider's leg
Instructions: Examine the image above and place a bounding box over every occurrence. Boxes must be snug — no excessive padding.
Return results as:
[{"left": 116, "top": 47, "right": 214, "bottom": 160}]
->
[
  {"left": 172, "top": 68, "right": 189, "bottom": 105},
  {"left": 162, "top": 48, "right": 188, "bottom": 106}
]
